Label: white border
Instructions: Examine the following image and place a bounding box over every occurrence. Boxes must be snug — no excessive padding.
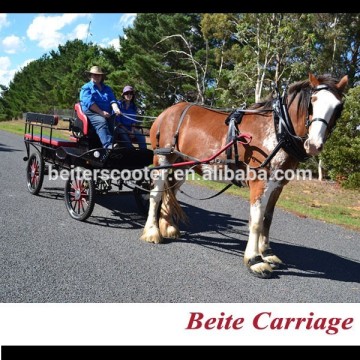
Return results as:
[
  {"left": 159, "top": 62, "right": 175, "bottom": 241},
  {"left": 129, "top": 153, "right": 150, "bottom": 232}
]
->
[{"left": 0, "top": 303, "right": 359, "bottom": 346}]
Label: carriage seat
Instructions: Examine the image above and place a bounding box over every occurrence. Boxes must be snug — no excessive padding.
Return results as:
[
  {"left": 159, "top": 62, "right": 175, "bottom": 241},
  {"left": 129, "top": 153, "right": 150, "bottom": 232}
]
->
[
  {"left": 71, "top": 103, "right": 104, "bottom": 148},
  {"left": 24, "top": 133, "right": 78, "bottom": 147},
  {"left": 73, "top": 103, "right": 90, "bottom": 136}
]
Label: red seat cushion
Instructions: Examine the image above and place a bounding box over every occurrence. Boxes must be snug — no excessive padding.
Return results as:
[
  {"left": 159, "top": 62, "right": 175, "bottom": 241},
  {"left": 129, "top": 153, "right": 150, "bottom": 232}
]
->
[{"left": 24, "top": 134, "right": 78, "bottom": 147}]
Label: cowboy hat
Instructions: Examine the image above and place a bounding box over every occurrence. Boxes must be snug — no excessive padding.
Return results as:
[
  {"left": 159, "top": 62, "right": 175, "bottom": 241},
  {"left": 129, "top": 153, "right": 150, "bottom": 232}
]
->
[{"left": 86, "top": 65, "right": 106, "bottom": 75}]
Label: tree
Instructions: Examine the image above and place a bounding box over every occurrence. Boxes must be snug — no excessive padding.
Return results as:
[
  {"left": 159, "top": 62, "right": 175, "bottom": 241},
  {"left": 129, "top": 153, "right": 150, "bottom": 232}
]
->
[
  {"left": 229, "top": 14, "right": 320, "bottom": 103},
  {"left": 0, "top": 40, "right": 112, "bottom": 119},
  {"left": 320, "top": 85, "right": 360, "bottom": 189},
  {"left": 47, "top": 39, "right": 111, "bottom": 107},
  {"left": 310, "top": 14, "right": 360, "bottom": 87},
  {"left": 113, "top": 13, "right": 229, "bottom": 117},
  {"left": 200, "top": 13, "right": 240, "bottom": 108}
]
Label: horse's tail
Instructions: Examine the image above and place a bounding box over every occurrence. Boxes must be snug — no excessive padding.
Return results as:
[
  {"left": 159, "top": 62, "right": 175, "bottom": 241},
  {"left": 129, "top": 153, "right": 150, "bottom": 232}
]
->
[{"left": 162, "top": 177, "right": 189, "bottom": 225}]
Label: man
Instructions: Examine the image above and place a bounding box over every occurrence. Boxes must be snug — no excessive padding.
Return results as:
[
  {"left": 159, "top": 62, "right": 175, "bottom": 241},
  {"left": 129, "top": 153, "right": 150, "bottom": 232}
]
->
[{"left": 79, "top": 65, "right": 121, "bottom": 149}]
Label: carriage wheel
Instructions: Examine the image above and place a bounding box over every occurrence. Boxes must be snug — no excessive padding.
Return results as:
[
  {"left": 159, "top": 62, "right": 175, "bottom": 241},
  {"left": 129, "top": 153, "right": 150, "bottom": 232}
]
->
[
  {"left": 134, "top": 178, "right": 151, "bottom": 214},
  {"left": 26, "top": 152, "right": 45, "bottom": 195},
  {"left": 64, "top": 167, "right": 95, "bottom": 221}
]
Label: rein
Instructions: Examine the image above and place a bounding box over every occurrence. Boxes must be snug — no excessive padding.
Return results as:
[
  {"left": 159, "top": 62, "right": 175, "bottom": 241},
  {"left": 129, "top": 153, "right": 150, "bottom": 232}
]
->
[{"left": 178, "top": 183, "right": 233, "bottom": 200}]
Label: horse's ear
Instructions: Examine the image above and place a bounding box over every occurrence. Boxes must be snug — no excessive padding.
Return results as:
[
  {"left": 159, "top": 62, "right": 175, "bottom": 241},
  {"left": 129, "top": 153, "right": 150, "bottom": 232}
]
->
[
  {"left": 309, "top": 73, "right": 320, "bottom": 87},
  {"left": 336, "top": 75, "right": 348, "bottom": 92}
]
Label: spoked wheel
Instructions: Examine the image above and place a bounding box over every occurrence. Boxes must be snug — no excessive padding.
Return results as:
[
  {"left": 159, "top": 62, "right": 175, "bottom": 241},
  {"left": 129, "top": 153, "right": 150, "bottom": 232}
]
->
[
  {"left": 26, "top": 151, "right": 45, "bottom": 195},
  {"left": 64, "top": 167, "right": 95, "bottom": 221},
  {"left": 134, "top": 178, "right": 151, "bottom": 214}
]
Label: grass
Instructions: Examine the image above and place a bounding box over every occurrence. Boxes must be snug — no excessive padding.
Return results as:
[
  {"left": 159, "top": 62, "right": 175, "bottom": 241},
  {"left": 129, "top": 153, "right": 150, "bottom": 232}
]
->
[
  {"left": 188, "top": 178, "right": 360, "bottom": 231},
  {"left": 1, "top": 119, "right": 359, "bottom": 232},
  {"left": 0, "top": 119, "right": 72, "bottom": 139}
]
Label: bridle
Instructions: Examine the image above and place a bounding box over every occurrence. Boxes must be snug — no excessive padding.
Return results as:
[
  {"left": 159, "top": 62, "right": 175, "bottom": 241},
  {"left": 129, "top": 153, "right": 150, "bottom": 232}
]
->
[
  {"left": 304, "top": 84, "right": 344, "bottom": 139},
  {"left": 263, "top": 82, "right": 345, "bottom": 165}
]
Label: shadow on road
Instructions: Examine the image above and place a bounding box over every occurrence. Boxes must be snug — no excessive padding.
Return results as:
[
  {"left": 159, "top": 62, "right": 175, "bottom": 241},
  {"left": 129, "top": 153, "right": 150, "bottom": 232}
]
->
[
  {"left": 273, "top": 242, "right": 360, "bottom": 283},
  {"left": 0, "top": 142, "right": 23, "bottom": 152},
  {"left": 85, "top": 191, "right": 145, "bottom": 229},
  {"left": 173, "top": 201, "right": 248, "bottom": 257},
  {"left": 35, "top": 184, "right": 360, "bottom": 283},
  {"left": 172, "top": 202, "right": 360, "bottom": 283},
  {"left": 40, "top": 187, "right": 65, "bottom": 200}
]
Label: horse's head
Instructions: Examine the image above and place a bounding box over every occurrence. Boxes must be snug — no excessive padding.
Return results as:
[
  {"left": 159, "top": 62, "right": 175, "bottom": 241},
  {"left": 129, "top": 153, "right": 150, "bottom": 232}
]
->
[{"left": 303, "top": 73, "right": 348, "bottom": 156}]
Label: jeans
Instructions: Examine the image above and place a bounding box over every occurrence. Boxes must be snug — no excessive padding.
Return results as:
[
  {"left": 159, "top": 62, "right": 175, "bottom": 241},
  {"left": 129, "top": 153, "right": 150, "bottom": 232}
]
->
[
  {"left": 133, "top": 130, "right": 147, "bottom": 149},
  {"left": 84, "top": 110, "right": 114, "bottom": 148},
  {"left": 115, "top": 126, "right": 147, "bottom": 149}
]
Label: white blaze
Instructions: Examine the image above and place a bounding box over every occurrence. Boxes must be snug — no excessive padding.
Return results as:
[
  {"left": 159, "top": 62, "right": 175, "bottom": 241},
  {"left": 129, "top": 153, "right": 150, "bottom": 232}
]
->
[{"left": 307, "top": 90, "right": 341, "bottom": 148}]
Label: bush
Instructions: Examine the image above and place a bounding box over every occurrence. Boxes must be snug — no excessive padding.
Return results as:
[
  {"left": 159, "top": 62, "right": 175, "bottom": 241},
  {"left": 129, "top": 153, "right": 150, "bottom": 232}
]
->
[
  {"left": 342, "top": 172, "right": 360, "bottom": 189},
  {"left": 320, "top": 85, "right": 360, "bottom": 189}
]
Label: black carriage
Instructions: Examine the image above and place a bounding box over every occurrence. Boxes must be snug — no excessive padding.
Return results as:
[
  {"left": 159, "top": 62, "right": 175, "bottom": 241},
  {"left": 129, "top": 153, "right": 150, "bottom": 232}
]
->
[{"left": 23, "top": 104, "right": 154, "bottom": 221}]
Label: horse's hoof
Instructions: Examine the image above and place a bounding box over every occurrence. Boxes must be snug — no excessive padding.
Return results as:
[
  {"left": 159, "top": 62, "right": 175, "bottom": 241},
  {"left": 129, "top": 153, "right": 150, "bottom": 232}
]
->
[
  {"left": 140, "top": 227, "right": 163, "bottom": 244},
  {"left": 246, "top": 256, "right": 273, "bottom": 279},
  {"left": 159, "top": 223, "right": 180, "bottom": 239},
  {"left": 262, "top": 248, "right": 284, "bottom": 270}
]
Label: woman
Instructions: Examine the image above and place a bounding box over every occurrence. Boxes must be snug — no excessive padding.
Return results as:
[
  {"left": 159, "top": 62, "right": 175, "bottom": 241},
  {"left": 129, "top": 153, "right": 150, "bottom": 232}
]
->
[
  {"left": 79, "top": 65, "right": 121, "bottom": 149},
  {"left": 115, "top": 85, "right": 147, "bottom": 149}
]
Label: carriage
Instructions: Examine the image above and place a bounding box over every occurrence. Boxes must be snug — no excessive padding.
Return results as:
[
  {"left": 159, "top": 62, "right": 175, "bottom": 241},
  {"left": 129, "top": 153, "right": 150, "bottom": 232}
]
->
[
  {"left": 23, "top": 103, "right": 154, "bottom": 221},
  {"left": 24, "top": 73, "right": 348, "bottom": 278}
]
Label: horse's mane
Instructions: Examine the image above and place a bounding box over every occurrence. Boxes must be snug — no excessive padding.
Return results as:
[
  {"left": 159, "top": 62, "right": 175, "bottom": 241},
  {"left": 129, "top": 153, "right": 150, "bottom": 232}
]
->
[
  {"left": 249, "top": 95, "right": 273, "bottom": 111},
  {"left": 249, "top": 74, "right": 344, "bottom": 116}
]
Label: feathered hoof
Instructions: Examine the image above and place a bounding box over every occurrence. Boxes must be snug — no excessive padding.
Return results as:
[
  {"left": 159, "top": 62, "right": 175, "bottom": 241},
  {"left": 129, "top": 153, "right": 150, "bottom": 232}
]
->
[
  {"left": 161, "top": 225, "right": 180, "bottom": 239},
  {"left": 159, "top": 219, "right": 180, "bottom": 239},
  {"left": 140, "top": 227, "right": 163, "bottom": 244},
  {"left": 245, "top": 256, "right": 273, "bottom": 279},
  {"left": 261, "top": 248, "right": 285, "bottom": 269}
]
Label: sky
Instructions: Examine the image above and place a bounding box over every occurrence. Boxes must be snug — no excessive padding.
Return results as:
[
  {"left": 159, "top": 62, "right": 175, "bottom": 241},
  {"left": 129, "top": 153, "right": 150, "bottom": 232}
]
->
[{"left": 0, "top": 13, "right": 137, "bottom": 87}]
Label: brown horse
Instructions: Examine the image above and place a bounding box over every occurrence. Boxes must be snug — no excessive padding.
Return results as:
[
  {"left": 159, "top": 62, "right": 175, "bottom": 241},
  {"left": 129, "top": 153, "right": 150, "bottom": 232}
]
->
[{"left": 141, "top": 73, "right": 348, "bottom": 278}]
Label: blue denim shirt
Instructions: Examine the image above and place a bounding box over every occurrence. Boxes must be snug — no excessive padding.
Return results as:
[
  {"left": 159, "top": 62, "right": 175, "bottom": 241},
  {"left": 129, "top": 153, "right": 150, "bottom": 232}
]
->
[
  {"left": 80, "top": 80, "right": 117, "bottom": 113},
  {"left": 116, "top": 100, "right": 138, "bottom": 130}
]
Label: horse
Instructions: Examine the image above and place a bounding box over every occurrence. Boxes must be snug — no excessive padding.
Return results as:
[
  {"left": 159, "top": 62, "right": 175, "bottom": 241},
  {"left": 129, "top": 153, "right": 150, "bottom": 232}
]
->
[{"left": 140, "top": 73, "right": 348, "bottom": 279}]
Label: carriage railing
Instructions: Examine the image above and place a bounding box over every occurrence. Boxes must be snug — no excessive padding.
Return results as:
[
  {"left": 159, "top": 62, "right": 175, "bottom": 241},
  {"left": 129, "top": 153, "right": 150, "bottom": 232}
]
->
[
  {"left": 24, "top": 112, "right": 72, "bottom": 146},
  {"left": 24, "top": 113, "right": 57, "bottom": 146}
]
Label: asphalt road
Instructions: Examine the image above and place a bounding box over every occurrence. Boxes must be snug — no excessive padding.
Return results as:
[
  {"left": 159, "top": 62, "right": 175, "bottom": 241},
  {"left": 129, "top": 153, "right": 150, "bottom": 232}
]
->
[{"left": 1, "top": 130, "right": 359, "bottom": 303}]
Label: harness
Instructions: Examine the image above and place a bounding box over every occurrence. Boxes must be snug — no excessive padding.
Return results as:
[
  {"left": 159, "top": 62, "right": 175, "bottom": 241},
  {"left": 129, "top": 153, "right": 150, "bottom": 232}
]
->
[
  {"left": 153, "top": 84, "right": 343, "bottom": 179},
  {"left": 220, "top": 90, "right": 311, "bottom": 170},
  {"left": 156, "top": 103, "right": 196, "bottom": 152},
  {"left": 224, "top": 106, "right": 245, "bottom": 168},
  {"left": 272, "top": 92, "right": 310, "bottom": 163},
  {"left": 250, "top": 83, "right": 343, "bottom": 167}
]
